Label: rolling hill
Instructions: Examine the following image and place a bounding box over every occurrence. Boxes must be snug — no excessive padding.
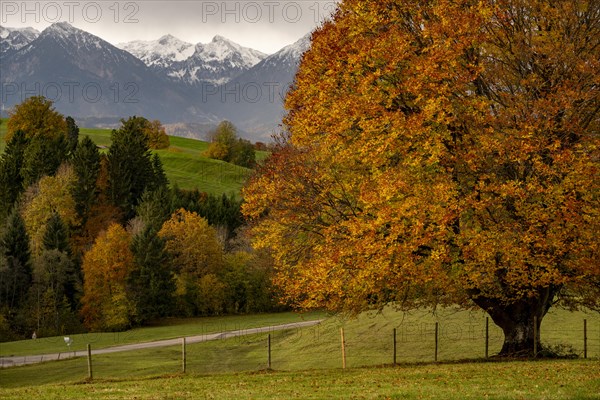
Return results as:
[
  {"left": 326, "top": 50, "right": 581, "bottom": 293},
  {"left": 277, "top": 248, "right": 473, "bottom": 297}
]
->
[{"left": 0, "top": 119, "right": 262, "bottom": 196}]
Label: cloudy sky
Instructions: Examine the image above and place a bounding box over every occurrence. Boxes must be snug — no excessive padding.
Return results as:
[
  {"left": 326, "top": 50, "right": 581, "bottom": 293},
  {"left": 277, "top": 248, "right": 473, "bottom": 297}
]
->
[{"left": 1, "top": 1, "right": 339, "bottom": 53}]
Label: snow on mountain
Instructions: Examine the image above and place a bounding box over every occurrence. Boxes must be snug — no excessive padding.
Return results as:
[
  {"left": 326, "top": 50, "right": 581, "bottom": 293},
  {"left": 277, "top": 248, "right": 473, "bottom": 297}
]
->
[
  {"left": 120, "top": 34, "right": 268, "bottom": 86},
  {"left": 1, "top": 22, "right": 211, "bottom": 124},
  {"left": 0, "top": 25, "right": 39, "bottom": 57},
  {"left": 118, "top": 34, "right": 195, "bottom": 69}
]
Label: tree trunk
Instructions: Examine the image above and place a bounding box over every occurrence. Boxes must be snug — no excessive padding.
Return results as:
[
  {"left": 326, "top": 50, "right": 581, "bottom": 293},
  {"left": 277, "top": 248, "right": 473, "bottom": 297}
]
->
[{"left": 471, "top": 286, "right": 556, "bottom": 357}]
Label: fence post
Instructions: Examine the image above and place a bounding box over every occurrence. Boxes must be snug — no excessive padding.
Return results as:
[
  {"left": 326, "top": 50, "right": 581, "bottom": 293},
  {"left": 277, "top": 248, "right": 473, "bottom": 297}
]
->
[
  {"left": 182, "top": 337, "right": 187, "bottom": 373},
  {"left": 340, "top": 327, "right": 346, "bottom": 369},
  {"left": 583, "top": 319, "right": 587, "bottom": 359},
  {"left": 87, "top": 344, "right": 93, "bottom": 380},
  {"left": 393, "top": 328, "right": 397, "bottom": 365},
  {"left": 267, "top": 333, "right": 272, "bottom": 370},
  {"left": 485, "top": 317, "right": 489, "bottom": 359},
  {"left": 434, "top": 322, "right": 439, "bottom": 362},
  {"left": 533, "top": 316, "right": 538, "bottom": 358}
]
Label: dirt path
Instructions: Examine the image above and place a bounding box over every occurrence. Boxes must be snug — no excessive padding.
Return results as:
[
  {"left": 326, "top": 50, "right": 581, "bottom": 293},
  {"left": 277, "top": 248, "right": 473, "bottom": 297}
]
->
[{"left": 0, "top": 320, "right": 323, "bottom": 368}]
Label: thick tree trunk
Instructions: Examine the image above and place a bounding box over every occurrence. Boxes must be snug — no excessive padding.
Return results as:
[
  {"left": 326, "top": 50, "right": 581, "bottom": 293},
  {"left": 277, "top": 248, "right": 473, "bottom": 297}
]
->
[{"left": 471, "top": 286, "right": 556, "bottom": 356}]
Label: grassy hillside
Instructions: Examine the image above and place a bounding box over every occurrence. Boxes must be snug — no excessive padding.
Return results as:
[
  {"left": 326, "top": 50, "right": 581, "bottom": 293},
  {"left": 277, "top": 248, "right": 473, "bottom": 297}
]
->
[
  {"left": 1, "top": 307, "right": 597, "bottom": 389},
  {"left": 0, "top": 120, "right": 264, "bottom": 196},
  {"left": 1, "top": 360, "right": 597, "bottom": 399}
]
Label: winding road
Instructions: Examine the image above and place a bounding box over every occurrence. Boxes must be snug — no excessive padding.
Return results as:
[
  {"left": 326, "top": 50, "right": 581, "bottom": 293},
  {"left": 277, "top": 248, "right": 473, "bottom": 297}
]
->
[{"left": 0, "top": 320, "right": 323, "bottom": 368}]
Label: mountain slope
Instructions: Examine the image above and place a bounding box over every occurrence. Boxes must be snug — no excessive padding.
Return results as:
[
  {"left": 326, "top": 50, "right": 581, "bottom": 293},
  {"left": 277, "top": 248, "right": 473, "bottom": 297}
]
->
[
  {"left": 0, "top": 22, "right": 214, "bottom": 124},
  {"left": 205, "top": 33, "right": 312, "bottom": 140},
  {"left": 0, "top": 25, "right": 39, "bottom": 57}
]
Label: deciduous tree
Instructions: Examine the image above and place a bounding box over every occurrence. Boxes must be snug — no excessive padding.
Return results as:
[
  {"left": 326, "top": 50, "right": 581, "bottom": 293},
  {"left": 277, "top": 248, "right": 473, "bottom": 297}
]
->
[
  {"left": 5, "top": 96, "right": 67, "bottom": 142},
  {"left": 243, "top": 0, "right": 600, "bottom": 356},
  {"left": 80, "top": 223, "right": 136, "bottom": 331}
]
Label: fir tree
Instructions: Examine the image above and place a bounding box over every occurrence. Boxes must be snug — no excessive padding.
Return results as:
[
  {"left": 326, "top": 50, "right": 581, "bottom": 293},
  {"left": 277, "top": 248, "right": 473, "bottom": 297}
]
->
[
  {"left": 0, "top": 209, "right": 32, "bottom": 310},
  {"left": 0, "top": 130, "right": 28, "bottom": 223},
  {"left": 71, "top": 136, "right": 101, "bottom": 221},
  {"left": 130, "top": 227, "right": 175, "bottom": 322}
]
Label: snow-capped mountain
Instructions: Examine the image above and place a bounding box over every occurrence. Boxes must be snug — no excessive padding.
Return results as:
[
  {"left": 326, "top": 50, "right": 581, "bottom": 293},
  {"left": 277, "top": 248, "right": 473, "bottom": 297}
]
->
[
  {"left": 206, "top": 33, "right": 312, "bottom": 139},
  {"left": 119, "top": 34, "right": 267, "bottom": 86},
  {"left": 1, "top": 22, "right": 310, "bottom": 141},
  {"left": 0, "top": 22, "right": 213, "bottom": 124},
  {"left": 0, "top": 25, "right": 39, "bottom": 57},
  {"left": 118, "top": 34, "right": 195, "bottom": 69}
]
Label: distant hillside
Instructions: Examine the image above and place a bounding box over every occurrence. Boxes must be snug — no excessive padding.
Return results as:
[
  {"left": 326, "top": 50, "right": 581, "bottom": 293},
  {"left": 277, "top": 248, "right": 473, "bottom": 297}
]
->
[{"left": 0, "top": 120, "right": 260, "bottom": 196}]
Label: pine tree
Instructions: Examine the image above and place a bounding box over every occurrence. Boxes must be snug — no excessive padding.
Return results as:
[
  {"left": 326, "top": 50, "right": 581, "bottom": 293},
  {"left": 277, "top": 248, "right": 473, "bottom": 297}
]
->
[
  {"left": 65, "top": 116, "right": 80, "bottom": 157},
  {"left": 42, "top": 213, "right": 71, "bottom": 255},
  {"left": 130, "top": 227, "right": 175, "bottom": 322},
  {"left": 0, "top": 209, "right": 32, "bottom": 310},
  {"left": 107, "top": 117, "right": 156, "bottom": 221},
  {"left": 0, "top": 130, "right": 28, "bottom": 223},
  {"left": 21, "top": 135, "right": 68, "bottom": 187},
  {"left": 71, "top": 136, "right": 101, "bottom": 221},
  {"left": 136, "top": 186, "right": 173, "bottom": 231}
]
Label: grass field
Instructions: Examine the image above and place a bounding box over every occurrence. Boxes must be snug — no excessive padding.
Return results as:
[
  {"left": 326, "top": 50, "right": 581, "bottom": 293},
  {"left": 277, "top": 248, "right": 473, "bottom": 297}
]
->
[
  {"left": 1, "top": 308, "right": 598, "bottom": 390},
  {"left": 0, "top": 360, "right": 598, "bottom": 399},
  {"left": 0, "top": 119, "right": 266, "bottom": 196}
]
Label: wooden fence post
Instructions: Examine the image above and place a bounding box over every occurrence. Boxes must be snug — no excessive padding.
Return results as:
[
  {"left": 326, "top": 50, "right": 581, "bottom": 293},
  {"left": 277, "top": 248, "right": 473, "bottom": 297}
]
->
[
  {"left": 485, "top": 317, "right": 489, "bottom": 359},
  {"left": 434, "top": 322, "right": 439, "bottom": 362},
  {"left": 393, "top": 328, "right": 397, "bottom": 365},
  {"left": 533, "top": 316, "right": 538, "bottom": 358},
  {"left": 182, "top": 337, "right": 187, "bottom": 373},
  {"left": 87, "top": 344, "right": 93, "bottom": 380},
  {"left": 340, "top": 327, "right": 346, "bottom": 369},
  {"left": 583, "top": 319, "right": 587, "bottom": 359},
  {"left": 268, "top": 334, "right": 272, "bottom": 370}
]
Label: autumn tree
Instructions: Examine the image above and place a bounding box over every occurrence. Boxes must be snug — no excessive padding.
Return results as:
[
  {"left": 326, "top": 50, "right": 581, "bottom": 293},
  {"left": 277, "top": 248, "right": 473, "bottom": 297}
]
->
[
  {"left": 144, "top": 119, "right": 170, "bottom": 149},
  {"left": 205, "top": 121, "right": 256, "bottom": 168},
  {"left": 5, "top": 96, "right": 67, "bottom": 142},
  {"left": 243, "top": 0, "right": 600, "bottom": 356},
  {"left": 80, "top": 223, "right": 136, "bottom": 331},
  {"left": 158, "top": 209, "right": 224, "bottom": 315},
  {"left": 21, "top": 164, "right": 79, "bottom": 254}
]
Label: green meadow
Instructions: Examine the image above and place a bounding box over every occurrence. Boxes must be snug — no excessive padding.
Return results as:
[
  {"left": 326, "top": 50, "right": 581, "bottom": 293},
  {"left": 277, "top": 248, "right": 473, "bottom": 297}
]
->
[{"left": 0, "top": 119, "right": 267, "bottom": 196}]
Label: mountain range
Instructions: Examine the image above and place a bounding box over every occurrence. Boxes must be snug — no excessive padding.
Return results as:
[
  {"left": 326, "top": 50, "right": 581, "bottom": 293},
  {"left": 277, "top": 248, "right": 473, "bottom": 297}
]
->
[{"left": 0, "top": 22, "right": 311, "bottom": 141}]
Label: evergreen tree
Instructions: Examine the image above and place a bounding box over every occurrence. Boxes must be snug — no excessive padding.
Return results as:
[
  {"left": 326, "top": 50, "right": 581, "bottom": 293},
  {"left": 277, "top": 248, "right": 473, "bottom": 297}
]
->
[
  {"left": 136, "top": 186, "right": 173, "bottom": 231},
  {"left": 42, "top": 213, "right": 71, "bottom": 255},
  {"left": 107, "top": 117, "right": 156, "bottom": 221},
  {"left": 65, "top": 116, "right": 80, "bottom": 157},
  {"left": 0, "top": 130, "right": 28, "bottom": 223},
  {"left": 71, "top": 136, "right": 101, "bottom": 221},
  {"left": 21, "top": 135, "right": 68, "bottom": 187},
  {"left": 130, "top": 227, "right": 175, "bottom": 322},
  {"left": 150, "top": 153, "right": 169, "bottom": 191},
  {"left": 0, "top": 209, "right": 32, "bottom": 310}
]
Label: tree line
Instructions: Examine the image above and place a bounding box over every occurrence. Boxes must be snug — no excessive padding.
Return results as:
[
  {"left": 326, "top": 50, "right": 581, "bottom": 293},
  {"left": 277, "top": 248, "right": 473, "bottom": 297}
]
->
[{"left": 0, "top": 96, "right": 278, "bottom": 340}]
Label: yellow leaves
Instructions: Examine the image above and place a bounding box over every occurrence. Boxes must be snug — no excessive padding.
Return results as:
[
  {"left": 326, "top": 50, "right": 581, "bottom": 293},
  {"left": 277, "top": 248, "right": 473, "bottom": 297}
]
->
[
  {"left": 80, "top": 223, "right": 135, "bottom": 331},
  {"left": 158, "top": 209, "right": 223, "bottom": 277},
  {"left": 21, "top": 164, "right": 79, "bottom": 254}
]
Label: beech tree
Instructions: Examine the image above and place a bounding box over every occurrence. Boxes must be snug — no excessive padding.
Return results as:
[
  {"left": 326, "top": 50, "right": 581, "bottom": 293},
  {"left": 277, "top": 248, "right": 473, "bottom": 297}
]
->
[
  {"left": 243, "top": 0, "right": 600, "bottom": 356},
  {"left": 80, "top": 223, "right": 135, "bottom": 331},
  {"left": 5, "top": 96, "right": 67, "bottom": 142}
]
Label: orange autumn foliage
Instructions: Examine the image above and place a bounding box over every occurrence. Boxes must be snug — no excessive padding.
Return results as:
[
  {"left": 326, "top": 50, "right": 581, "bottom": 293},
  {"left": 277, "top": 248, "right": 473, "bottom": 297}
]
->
[{"left": 243, "top": 0, "right": 600, "bottom": 355}]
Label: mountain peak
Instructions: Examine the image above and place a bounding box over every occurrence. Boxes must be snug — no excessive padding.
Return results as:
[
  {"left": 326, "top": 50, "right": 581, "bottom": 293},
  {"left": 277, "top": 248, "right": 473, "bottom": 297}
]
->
[
  {"left": 211, "top": 35, "right": 230, "bottom": 43},
  {"left": 46, "top": 21, "right": 77, "bottom": 33}
]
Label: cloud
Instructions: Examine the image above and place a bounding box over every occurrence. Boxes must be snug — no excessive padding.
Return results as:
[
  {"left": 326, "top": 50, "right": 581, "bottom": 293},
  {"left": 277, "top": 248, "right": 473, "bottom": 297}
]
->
[{"left": 1, "top": 0, "right": 339, "bottom": 53}]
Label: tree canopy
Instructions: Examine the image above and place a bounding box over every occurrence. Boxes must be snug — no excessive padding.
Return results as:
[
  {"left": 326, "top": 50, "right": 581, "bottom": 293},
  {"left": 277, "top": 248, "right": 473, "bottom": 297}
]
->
[
  {"left": 6, "top": 96, "right": 67, "bottom": 142},
  {"left": 243, "top": 0, "right": 600, "bottom": 355}
]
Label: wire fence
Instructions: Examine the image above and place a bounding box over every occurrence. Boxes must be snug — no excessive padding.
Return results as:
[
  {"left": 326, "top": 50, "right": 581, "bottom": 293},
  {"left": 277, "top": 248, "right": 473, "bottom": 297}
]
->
[{"left": 2, "top": 311, "right": 598, "bottom": 382}]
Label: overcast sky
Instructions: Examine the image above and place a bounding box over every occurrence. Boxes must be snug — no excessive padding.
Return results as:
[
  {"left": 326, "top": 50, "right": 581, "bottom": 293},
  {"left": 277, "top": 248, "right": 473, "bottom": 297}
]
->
[{"left": 1, "top": 1, "right": 339, "bottom": 53}]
